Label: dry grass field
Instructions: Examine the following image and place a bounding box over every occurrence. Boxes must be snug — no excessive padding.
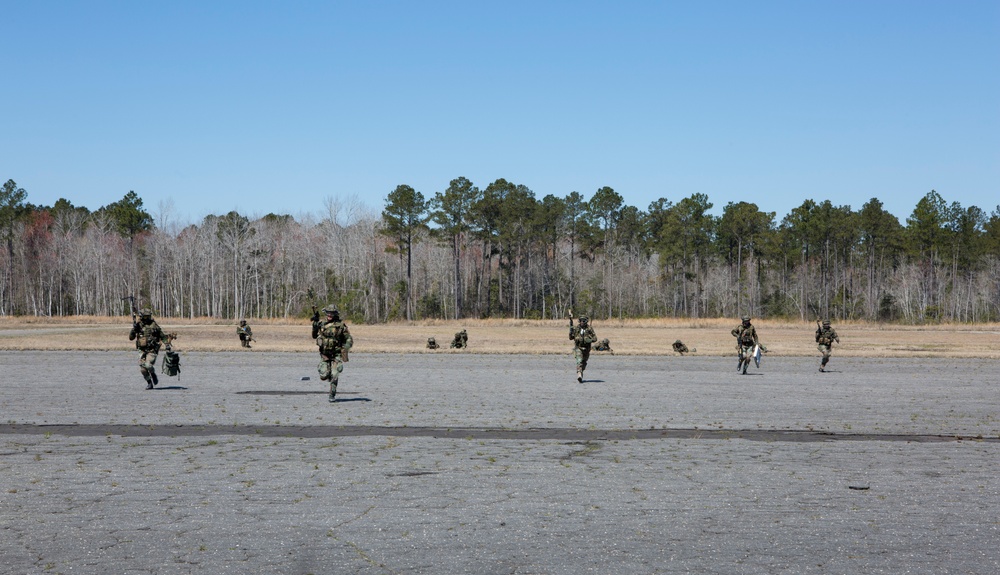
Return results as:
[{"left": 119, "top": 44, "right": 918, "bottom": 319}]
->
[{"left": 1, "top": 316, "right": 998, "bottom": 358}]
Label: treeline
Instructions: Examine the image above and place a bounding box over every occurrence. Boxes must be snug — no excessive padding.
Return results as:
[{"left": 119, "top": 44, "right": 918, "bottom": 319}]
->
[{"left": 2, "top": 177, "right": 1000, "bottom": 323}]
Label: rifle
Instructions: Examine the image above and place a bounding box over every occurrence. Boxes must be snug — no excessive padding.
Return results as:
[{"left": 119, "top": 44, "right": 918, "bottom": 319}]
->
[
  {"left": 568, "top": 308, "right": 574, "bottom": 328},
  {"left": 122, "top": 295, "right": 139, "bottom": 329}
]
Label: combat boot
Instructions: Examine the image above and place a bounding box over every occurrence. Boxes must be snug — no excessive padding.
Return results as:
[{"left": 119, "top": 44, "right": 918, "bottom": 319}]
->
[
  {"left": 144, "top": 377, "right": 154, "bottom": 390},
  {"left": 151, "top": 372, "right": 158, "bottom": 386},
  {"left": 577, "top": 370, "right": 583, "bottom": 383},
  {"left": 328, "top": 383, "right": 337, "bottom": 403}
]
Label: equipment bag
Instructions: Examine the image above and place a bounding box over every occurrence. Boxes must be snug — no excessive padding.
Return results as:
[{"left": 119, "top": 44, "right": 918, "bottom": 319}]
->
[{"left": 163, "top": 349, "right": 181, "bottom": 377}]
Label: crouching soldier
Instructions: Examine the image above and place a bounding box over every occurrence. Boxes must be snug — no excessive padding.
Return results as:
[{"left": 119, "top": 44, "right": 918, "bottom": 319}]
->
[
  {"left": 311, "top": 306, "right": 353, "bottom": 403},
  {"left": 450, "top": 329, "right": 468, "bottom": 349},
  {"left": 237, "top": 319, "right": 253, "bottom": 348},
  {"left": 129, "top": 309, "right": 164, "bottom": 389},
  {"left": 426, "top": 337, "right": 440, "bottom": 350},
  {"left": 593, "top": 338, "right": 614, "bottom": 353},
  {"left": 672, "top": 339, "right": 689, "bottom": 355}
]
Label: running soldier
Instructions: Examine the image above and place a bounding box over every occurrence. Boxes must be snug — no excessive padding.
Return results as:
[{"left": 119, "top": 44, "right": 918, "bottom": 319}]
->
[
  {"left": 311, "top": 306, "right": 353, "bottom": 403},
  {"left": 570, "top": 315, "right": 597, "bottom": 383},
  {"left": 129, "top": 308, "right": 164, "bottom": 389},
  {"left": 731, "top": 315, "right": 759, "bottom": 375},
  {"left": 815, "top": 319, "right": 840, "bottom": 372}
]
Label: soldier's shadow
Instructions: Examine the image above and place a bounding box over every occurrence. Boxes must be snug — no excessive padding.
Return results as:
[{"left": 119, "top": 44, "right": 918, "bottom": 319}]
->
[
  {"left": 331, "top": 397, "right": 372, "bottom": 403},
  {"left": 154, "top": 386, "right": 188, "bottom": 390},
  {"left": 581, "top": 379, "right": 606, "bottom": 383}
]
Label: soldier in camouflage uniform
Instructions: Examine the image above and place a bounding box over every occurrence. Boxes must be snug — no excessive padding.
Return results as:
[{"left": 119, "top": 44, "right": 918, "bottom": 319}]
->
[
  {"left": 311, "top": 306, "right": 353, "bottom": 402},
  {"left": 426, "top": 337, "right": 440, "bottom": 350},
  {"left": 593, "top": 338, "right": 613, "bottom": 353},
  {"left": 237, "top": 319, "right": 253, "bottom": 349},
  {"left": 450, "top": 329, "right": 468, "bottom": 349},
  {"left": 731, "top": 315, "right": 759, "bottom": 375},
  {"left": 672, "top": 339, "right": 689, "bottom": 355},
  {"left": 815, "top": 319, "right": 840, "bottom": 372},
  {"left": 129, "top": 309, "right": 164, "bottom": 389},
  {"left": 570, "top": 315, "right": 597, "bottom": 383}
]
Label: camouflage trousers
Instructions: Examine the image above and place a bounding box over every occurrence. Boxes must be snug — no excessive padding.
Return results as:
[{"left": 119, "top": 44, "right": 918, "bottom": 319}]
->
[
  {"left": 818, "top": 343, "right": 833, "bottom": 365},
  {"left": 737, "top": 344, "right": 754, "bottom": 363},
  {"left": 574, "top": 347, "right": 591, "bottom": 372},
  {"left": 138, "top": 349, "right": 159, "bottom": 379},
  {"left": 318, "top": 349, "right": 346, "bottom": 389}
]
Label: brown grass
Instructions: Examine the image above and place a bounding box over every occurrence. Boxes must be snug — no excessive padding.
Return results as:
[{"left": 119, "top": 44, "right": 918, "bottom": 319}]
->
[{"left": 1, "top": 316, "right": 999, "bottom": 358}]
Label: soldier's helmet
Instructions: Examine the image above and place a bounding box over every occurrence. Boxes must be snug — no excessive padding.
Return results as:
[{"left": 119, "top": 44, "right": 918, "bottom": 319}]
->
[
  {"left": 322, "top": 306, "right": 340, "bottom": 319},
  {"left": 240, "top": 319, "right": 246, "bottom": 325},
  {"left": 428, "top": 337, "right": 436, "bottom": 344},
  {"left": 674, "top": 339, "right": 683, "bottom": 344},
  {"left": 139, "top": 308, "right": 152, "bottom": 318},
  {"left": 579, "top": 316, "right": 589, "bottom": 324},
  {"left": 822, "top": 320, "right": 831, "bottom": 326},
  {"left": 461, "top": 329, "right": 467, "bottom": 334}
]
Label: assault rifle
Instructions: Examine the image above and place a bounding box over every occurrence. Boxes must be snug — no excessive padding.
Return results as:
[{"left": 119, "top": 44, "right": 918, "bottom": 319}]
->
[{"left": 122, "top": 295, "right": 139, "bottom": 330}]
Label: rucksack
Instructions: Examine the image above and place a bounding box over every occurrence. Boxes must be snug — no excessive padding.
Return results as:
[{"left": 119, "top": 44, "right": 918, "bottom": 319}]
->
[{"left": 163, "top": 348, "right": 181, "bottom": 377}]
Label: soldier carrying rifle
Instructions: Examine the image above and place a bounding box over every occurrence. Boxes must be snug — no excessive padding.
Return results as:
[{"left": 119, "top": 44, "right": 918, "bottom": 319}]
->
[
  {"left": 815, "top": 319, "right": 840, "bottom": 372},
  {"left": 124, "top": 297, "right": 164, "bottom": 390},
  {"left": 568, "top": 310, "right": 597, "bottom": 383}
]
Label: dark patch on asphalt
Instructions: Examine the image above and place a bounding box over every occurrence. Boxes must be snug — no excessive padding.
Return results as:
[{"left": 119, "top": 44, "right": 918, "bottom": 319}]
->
[
  {"left": 0, "top": 424, "right": 995, "bottom": 443},
  {"left": 236, "top": 390, "right": 361, "bottom": 395}
]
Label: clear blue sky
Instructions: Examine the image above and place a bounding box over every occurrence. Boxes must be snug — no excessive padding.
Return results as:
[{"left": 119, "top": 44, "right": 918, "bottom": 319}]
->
[{"left": 2, "top": 0, "right": 997, "bottom": 224}]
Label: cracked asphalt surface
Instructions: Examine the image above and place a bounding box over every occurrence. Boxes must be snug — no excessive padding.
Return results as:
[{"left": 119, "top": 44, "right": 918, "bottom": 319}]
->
[{"left": 2, "top": 351, "right": 999, "bottom": 574}]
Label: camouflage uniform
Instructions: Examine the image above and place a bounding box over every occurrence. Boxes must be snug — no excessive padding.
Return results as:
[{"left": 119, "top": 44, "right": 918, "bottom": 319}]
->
[
  {"left": 237, "top": 320, "right": 253, "bottom": 349},
  {"left": 731, "top": 316, "right": 759, "bottom": 375},
  {"left": 426, "top": 337, "right": 439, "bottom": 350},
  {"left": 593, "top": 338, "right": 613, "bottom": 353},
  {"left": 672, "top": 340, "right": 689, "bottom": 354},
  {"left": 570, "top": 316, "right": 597, "bottom": 383},
  {"left": 129, "top": 309, "right": 164, "bottom": 389},
  {"left": 450, "top": 329, "right": 468, "bottom": 349},
  {"left": 311, "top": 306, "right": 353, "bottom": 402},
  {"left": 815, "top": 320, "right": 840, "bottom": 372}
]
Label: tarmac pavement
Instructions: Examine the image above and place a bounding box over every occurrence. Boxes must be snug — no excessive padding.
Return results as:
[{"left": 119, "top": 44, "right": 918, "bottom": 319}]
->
[{"left": 1, "top": 351, "right": 998, "bottom": 574}]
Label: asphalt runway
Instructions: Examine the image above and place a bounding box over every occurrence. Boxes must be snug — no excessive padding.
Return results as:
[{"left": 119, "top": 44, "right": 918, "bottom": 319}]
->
[{"left": 2, "top": 351, "right": 998, "bottom": 574}]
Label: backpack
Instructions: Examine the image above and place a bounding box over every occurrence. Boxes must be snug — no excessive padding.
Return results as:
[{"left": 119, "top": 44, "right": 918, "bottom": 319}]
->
[{"left": 163, "top": 348, "right": 181, "bottom": 377}]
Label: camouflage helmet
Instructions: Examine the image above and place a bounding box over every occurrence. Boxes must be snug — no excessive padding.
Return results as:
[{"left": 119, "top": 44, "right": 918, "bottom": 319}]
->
[
  {"left": 240, "top": 319, "right": 246, "bottom": 325},
  {"left": 579, "top": 315, "right": 589, "bottom": 323},
  {"left": 322, "top": 306, "right": 338, "bottom": 315},
  {"left": 674, "top": 339, "right": 683, "bottom": 344},
  {"left": 822, "top": 319, "right": 831, "bottom": 326},
  {"left": 741, "top": 315, "right": 750, "bottom": 323},
  {"left": 139, "top": 308, "right": 152, "bottom": 318}
]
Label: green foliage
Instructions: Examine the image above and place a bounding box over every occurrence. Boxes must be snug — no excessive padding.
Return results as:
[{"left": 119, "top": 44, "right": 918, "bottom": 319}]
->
[
  {"left": 906, "top": 190, "right": 947, "bottom": 259},
  {"left": 0, "top": 179, "right": 29, "bottom": 241},
  {"left": 99, "top": 190, "right": 153, "bottom": 238},
  {"left": 381, "top": 184, "right": 428, "bottom": 251}
]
